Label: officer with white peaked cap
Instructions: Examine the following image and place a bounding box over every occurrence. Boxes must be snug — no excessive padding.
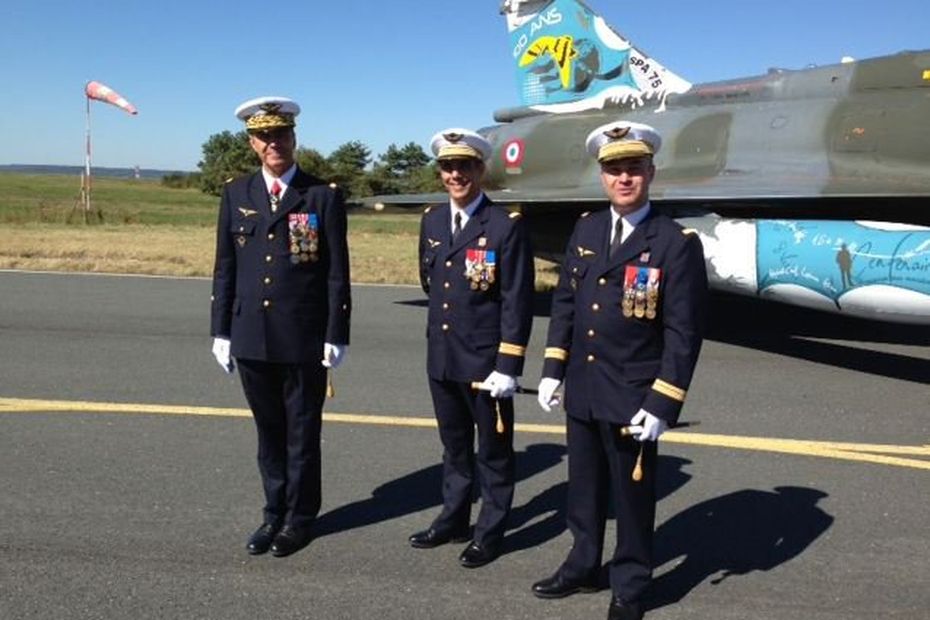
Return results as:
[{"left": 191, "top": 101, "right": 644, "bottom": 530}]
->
[
  {"left": 409, "top": 126, "right": 535, "bottom": 570},
  {"left": 429, "top": 127, "right": 493, "bottom": 162},
  {"left": 584, "top": 120, "right": 662, "bottom": 162},
  {"left": 234, "top": 96, "right": 301, "bottom": 130},
  {"left": 210, "top": 95, "right": 351, "bottom": 559},
  {"left": 532, "top": 120, "right": 707, "bottom": 620}
]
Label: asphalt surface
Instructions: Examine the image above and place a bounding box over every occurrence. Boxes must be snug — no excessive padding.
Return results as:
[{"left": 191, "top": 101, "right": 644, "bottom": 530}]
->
[{"left": 1, "top": 270, "right": 928, "bottom": 620}]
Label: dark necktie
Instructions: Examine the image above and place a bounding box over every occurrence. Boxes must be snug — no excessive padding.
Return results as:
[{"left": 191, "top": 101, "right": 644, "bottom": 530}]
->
[
  {"left": 609, "top": 217, "right": 623, "bottom": 258},
  {"left": 452, "top": 211, "right": 463, "bottom": 243},
  {"left": 270, "top": 180, "right": 282, "bottom": 213}
]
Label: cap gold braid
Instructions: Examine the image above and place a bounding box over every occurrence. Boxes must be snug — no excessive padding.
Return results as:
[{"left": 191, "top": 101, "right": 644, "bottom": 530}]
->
[
  {"left": 598, "top": 140, "right": 654, "bottom": 162},
  {"left": 245, "top": 103, "right": 295, "bottom": 131},
  {"left": 437, "top": 144, "right": 482, "bottom": 160},
  {"left": 437, "top": 131, "right": 483, "bottom": 160}
]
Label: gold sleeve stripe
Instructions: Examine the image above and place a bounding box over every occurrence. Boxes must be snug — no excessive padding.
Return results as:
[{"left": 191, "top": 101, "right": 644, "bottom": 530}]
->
[
  {"left": 544, "top": 347, "right": 569, "bottom": 361},
  {"left": 498, "top": 342, "right": 526, "bottom": 357},
  {"left": 652, "top": 379, "right": 686, "bottom": 402}
]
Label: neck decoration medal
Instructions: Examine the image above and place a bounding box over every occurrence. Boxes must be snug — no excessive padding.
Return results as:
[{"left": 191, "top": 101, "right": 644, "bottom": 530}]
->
[
  {"left": 288, "top": 212, "right": 320, "bottom": 263},
  {"left": 465, "top": 248, "right": 496, "bottom": 291}
]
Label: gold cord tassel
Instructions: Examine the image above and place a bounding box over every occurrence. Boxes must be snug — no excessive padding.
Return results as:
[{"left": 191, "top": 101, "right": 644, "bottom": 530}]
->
[
  {"left": 618, "top": 426, "right": 644, "bottom": 482},
  {"left": 632, "top": 442, "right": 644, "bottom": 482},
  {"left": 326, "top": 371, "right": 335, "bottom": 398},
  {"left": 470, "top": 382, "right": 506, "bottom": 434}
]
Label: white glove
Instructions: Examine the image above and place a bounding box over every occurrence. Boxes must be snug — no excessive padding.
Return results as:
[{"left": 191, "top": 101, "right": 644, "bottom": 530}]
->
[
  {"left": 322, "top": 343, "right": 347, "bottom": 369},
  {"left": 483, "top": 371, "right": 517, "bottom": 399},
  {"left": 537, "top": 377, "right": 562, "bottom": 412},
  {"left": 629, "top": 409, "right": 668, "bottom": 442},
  {"left": 212, "top": 337, "right": 234, "bottom": 374}
]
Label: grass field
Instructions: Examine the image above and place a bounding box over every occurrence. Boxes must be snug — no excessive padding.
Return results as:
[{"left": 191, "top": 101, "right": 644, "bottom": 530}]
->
[{"left": 0, "top": 172, "right": 558, "bottom": 287}]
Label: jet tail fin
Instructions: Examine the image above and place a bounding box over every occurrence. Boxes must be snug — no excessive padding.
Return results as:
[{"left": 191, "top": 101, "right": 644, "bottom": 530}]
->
[{"left": 500, "top": 0, "right": 691, "bottom": 113}]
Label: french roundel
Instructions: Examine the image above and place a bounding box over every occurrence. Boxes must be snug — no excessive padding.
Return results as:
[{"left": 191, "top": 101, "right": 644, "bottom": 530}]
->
[{"left": 502, "top": 138, "right": 525, "bottom": 167}]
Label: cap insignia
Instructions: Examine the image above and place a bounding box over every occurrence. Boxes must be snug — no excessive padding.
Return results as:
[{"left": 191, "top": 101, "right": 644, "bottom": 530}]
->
[{"left": 604, "top": 126, "right": 631, "bottom": 140}]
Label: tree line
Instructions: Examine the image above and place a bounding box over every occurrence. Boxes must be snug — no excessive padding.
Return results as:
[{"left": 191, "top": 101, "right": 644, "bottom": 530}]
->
[{"left": 163, "top": 130, "right": 443, "bottom": 198}]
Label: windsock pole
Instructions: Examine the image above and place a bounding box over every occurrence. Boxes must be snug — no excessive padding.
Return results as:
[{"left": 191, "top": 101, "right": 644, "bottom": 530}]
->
[{"left": 83, "top": 93, "right": 92, "bottom": 222}]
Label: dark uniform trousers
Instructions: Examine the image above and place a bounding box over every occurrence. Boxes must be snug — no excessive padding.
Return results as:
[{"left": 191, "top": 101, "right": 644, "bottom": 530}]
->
[
  {"left": 210, "top": 167, "right": 351, "bottom": 529},
  {"left": 419, "top": 195, "right": 534, "bottom": 548},
  {"left": 542, "top": 206, "right": 706, "bottom": 603},
  {"left": 427, "top": 378, "right": 515, "bottom": 542},
  {"left": 563, "top": 415, "right": 658, "bottom": 600},
  {"left": 238, "top": 359, "right": 326, "bottom": 528}
]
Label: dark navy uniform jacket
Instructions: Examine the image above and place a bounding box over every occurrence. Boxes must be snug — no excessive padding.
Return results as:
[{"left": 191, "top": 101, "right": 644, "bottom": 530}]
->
[
  {"left": 210, "top": 168, "right": 351, "bottom": 363},
  {"left": 419, "top": 195, "right": 534, "bottom": 381},
  {"left": 542, "top": 206, "right": 707, "bottom": 424}
]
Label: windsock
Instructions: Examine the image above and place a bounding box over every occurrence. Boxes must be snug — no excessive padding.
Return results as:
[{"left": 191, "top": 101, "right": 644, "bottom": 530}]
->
[{"left": 85, "top": 81, "right": 138, "bottom": 115}]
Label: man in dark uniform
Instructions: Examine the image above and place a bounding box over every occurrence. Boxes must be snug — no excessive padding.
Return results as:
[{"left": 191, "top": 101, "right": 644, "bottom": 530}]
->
[
  {"left": 210, "top": 96, "right": 351, "bottom": 558},
  {"left": 409, "top": 128, "right": 535, "bottom": 568},
  {"left": 531, "top": 121, "right": 707, "bottom": 620}
]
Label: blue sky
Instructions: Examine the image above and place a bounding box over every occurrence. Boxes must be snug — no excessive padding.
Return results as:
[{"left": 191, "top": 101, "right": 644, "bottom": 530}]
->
[{"left": 1, "top": 0, "right": 927, "bottom": 171}]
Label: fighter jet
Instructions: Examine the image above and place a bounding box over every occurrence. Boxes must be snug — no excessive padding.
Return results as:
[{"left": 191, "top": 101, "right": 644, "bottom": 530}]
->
[{"left": 375, "top": 0, "right": 930, "bottom": 324}]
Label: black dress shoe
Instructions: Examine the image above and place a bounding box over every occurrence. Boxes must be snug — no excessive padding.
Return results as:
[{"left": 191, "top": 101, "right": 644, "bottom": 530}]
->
[
  {"left": 269, "top": 524, "right": 313, "bottom": 558},
  {"left": 246, "top": 522, "right": 281, "bottom": 555},
  {"left": 531, "top": 571, "right": 599, "bottom": 599},
  {"left": 408, "top": 527, "right": 470, "bottom": 549},
  {"left": 458, "top": 540, "right": 501, "bottom": 568},
  {"left": 607, "top": 596, "right": 643, "bottom": 620}
]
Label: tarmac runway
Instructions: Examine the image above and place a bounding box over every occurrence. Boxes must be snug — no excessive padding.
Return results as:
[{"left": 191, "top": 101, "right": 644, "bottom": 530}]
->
[{"left": 1, "top": 270, "right": 928, "bottom": 619}]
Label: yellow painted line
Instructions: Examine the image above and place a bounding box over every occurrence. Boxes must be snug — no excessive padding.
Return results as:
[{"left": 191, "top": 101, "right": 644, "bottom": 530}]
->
[
  {"left": 2, "top": 397, "right": 929, "bottom": 472},
  {"left": 0, "top": 397, "right": 251, "bottom": 418}
]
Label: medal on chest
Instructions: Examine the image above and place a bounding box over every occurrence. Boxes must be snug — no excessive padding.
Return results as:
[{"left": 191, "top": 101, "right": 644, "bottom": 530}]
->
[
  {"left": 465, "top": 248, "right": 496, "bottom": 291},
  {"left": 288, "top": 212, "right": 319, "bottom": 263},
  {"left": 623, "top": 265, "right": 661, "bottom": 319}
]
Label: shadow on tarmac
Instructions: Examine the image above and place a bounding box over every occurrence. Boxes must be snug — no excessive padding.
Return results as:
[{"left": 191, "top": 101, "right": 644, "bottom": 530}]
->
[
  {"left": 314, "top": 444, "right": 832, "bottom": 608},
  {"left": 704, "top": 292, "right": 930, "bottom": 384},
  {"left": 315, "top": 441, "right": 696, "bottom": 564},
  {"left": 313, "top": 443, "right": 568, "bottom": 540},
  {"left": 506, "top": 454, "right": 694, "bottom": 558},
  {"left": 646, "top": 486, "right": 834, "bottom": 610}
]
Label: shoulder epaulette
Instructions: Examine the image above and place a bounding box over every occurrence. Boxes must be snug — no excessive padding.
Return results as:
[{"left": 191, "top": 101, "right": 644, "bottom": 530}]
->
[
  {"left": 580, "top": 211, "right": 591, "bottom": 218},
  {"left": 424, "top": 206, "right": 432, "bottom": 214},
  {"left": 508, "top": 211, "right": 522, "bottom": 219},
  {"left": 328, "top": 182, "right": 338, "bottom": 190},
  {"left": 224, "top": 177, "right": 234, "bottom": 184},
  {"left": 682, "top": 228, "right": 698, "bottom": 235}
]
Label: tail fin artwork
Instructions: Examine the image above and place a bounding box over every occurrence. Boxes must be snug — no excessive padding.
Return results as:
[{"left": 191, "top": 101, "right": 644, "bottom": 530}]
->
[{"left": 500, "top": 0, "right": 691, "bottom": 113}]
